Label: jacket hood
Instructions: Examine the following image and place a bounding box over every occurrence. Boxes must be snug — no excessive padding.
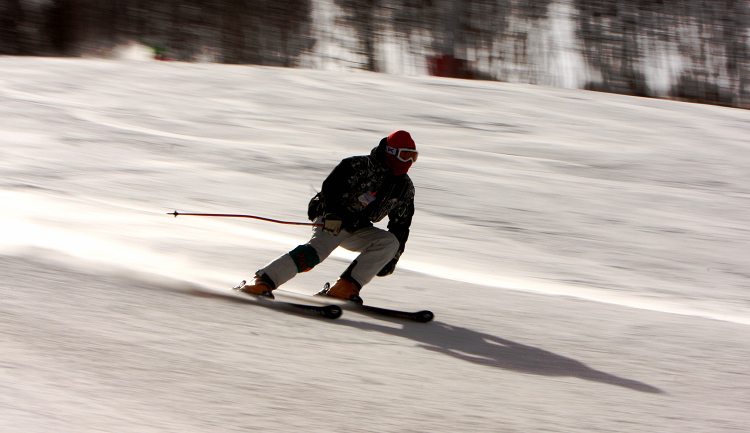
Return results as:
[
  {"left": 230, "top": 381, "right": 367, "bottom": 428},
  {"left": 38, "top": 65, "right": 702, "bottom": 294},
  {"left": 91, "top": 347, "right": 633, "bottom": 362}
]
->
[{"left": 371, "top": 137, "right": 389, "bottom": 167}]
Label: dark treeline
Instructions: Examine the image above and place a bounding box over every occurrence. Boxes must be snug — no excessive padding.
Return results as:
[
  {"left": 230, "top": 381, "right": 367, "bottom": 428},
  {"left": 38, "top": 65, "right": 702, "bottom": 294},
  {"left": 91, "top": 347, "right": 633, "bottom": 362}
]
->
[
  {"left": 1, "top": 0, "right": 748, "bottom": 108},
  {"left": 573, "top": 0, "right": 749, "bottom": 107},
  {"left": 1, "top": 0, "right": 314, "bottom": 65}
]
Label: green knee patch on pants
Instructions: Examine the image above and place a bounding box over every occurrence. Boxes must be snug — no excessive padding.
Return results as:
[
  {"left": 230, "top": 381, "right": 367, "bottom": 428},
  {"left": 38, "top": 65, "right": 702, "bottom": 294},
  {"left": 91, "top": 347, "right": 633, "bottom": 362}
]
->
[{"left": 289, "top": 245, "right": 320, "bottom": 273}]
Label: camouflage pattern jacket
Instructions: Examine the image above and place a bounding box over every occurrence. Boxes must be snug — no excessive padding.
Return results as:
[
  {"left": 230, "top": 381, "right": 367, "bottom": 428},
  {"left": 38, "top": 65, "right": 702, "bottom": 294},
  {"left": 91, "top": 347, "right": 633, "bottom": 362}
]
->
[{"left": 308, "top": 146, "right": 415, "bottom": 254}]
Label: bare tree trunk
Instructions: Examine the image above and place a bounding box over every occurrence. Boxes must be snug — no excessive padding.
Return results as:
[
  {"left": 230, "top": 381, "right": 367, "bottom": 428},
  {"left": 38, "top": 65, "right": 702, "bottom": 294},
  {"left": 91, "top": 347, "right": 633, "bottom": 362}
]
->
[{"left": 0, "top": 0, "right": 26, "bottom": 54}]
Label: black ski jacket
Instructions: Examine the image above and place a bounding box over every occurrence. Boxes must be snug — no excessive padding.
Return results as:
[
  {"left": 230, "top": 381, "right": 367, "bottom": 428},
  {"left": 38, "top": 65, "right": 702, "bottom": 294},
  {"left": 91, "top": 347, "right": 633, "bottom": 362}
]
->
[{"left": 308, "top": 140, "right": 415, "bottom": 256}]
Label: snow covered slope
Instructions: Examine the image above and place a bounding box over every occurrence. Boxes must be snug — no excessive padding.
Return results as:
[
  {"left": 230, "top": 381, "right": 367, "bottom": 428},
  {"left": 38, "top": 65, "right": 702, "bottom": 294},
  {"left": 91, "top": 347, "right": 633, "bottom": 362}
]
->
[{"left": 1, "top": 57, "right": 749, "bottom": 432}]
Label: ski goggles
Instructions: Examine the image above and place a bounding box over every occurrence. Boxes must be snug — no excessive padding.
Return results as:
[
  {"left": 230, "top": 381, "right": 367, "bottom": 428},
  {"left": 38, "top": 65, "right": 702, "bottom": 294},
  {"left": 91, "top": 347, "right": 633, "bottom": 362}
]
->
[{"left": 386, "top": 146, "right": 419, "bottom": 163}]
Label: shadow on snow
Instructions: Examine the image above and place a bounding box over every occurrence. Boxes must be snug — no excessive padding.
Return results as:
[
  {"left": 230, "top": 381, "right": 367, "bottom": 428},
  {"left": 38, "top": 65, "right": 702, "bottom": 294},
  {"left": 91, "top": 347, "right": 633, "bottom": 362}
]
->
[
  {"left": 189, "top": 287, "right": 663, "bottom": 394},
  {"left": 343, "top": 317, "right": 663, "bottom": 394}
]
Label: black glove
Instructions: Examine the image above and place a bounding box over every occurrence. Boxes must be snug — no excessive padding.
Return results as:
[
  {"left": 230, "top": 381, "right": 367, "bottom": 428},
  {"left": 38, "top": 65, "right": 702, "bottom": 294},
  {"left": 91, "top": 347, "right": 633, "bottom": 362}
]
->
[
  {"left": 322, "top": 213, "right": 343, "bottom": 236},
  {"left": 377, "top": 257, "right": 398, "bottom": 277}
]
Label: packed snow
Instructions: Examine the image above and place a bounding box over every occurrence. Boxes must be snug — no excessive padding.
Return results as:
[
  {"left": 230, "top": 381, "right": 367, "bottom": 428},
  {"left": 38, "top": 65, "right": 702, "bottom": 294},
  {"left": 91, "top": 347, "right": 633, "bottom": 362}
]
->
[{"left": 1, "top": 57, "right": 749, "bottom": 432}]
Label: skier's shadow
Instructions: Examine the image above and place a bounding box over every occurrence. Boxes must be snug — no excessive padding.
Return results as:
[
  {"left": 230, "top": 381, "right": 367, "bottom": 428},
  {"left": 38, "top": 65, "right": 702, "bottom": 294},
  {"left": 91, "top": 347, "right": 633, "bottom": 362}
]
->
[
  {"left": 182, "top": 286, "right": 661, "bottom": 393},
  {"left": 340, "top": 317, "right": 663, "bottom": 394}
]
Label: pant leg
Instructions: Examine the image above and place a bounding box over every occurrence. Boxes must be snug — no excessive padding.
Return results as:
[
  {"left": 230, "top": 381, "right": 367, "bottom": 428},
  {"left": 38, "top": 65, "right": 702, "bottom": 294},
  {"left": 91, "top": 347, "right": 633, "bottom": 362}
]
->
[
  {"left": 338, "top": 226, "right": 399, "bottom": 287},
  {"left": 256, "top": 253, "right": 297, "bottom": 289},
  {"left": 257, "top": 217, "right": 348, "bottom": 288}
]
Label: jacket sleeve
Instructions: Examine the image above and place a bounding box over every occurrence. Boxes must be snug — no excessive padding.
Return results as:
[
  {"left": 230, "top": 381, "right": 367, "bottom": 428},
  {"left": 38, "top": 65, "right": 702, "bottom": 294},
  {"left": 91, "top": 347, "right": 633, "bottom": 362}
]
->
[{"left": 387, "top": 193, "right": 414, "bottom": 257}]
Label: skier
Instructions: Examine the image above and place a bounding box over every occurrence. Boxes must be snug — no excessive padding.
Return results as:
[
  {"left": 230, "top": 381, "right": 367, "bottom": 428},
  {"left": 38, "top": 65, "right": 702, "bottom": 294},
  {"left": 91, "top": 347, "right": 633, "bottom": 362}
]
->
[{"left": 240, "top": 130, "right": 418, "bottom": 303}]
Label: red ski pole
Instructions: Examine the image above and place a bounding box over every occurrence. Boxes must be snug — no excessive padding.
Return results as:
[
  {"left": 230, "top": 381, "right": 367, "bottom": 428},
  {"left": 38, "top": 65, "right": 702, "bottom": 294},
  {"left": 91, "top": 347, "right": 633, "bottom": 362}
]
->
[{"left": 169, "top": 210, "right": 323, "bottom": 227}]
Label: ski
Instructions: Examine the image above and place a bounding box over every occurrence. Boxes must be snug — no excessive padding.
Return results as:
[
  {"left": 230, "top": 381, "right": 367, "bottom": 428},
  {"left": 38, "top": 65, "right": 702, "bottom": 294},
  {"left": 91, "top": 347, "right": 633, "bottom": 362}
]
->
[
  {"left": 232, "top": 281, "right": 342, "bottom": 320},
  {"left": 353, "top": 304, "right": 434, "bottom": 323},
  {"left": 315, "top": 283, "right": 434, "bottom": 323}
]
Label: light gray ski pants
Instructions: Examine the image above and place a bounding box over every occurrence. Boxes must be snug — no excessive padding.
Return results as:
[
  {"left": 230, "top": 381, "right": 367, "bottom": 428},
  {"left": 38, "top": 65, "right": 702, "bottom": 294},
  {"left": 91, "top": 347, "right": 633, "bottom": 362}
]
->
[{"left": 257, "top": 217, "right": 399, "bottom": 290}]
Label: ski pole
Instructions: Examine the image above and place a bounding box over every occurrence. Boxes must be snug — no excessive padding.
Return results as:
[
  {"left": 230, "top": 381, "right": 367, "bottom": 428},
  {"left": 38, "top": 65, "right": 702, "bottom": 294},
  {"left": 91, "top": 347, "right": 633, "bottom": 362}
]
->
[{"left": 168, "top": 210, "right": 323, "bottom": 226}]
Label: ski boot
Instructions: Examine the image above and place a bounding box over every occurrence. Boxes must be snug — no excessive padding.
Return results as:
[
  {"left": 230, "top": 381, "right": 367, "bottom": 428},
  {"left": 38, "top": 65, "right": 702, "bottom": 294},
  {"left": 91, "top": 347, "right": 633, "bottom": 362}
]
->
[
  {"left": 316, "top": 278, "right": 363, "bottom": 304},
  {"left": 235, "top": 274, "right": 275, "bottom": 299}
]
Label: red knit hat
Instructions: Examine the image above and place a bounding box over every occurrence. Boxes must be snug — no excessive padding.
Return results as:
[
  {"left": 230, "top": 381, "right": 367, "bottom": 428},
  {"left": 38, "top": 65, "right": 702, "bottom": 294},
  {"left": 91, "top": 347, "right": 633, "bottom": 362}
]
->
[{"left": 385, "top": 130, "right": 417, "bottom": 175}]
